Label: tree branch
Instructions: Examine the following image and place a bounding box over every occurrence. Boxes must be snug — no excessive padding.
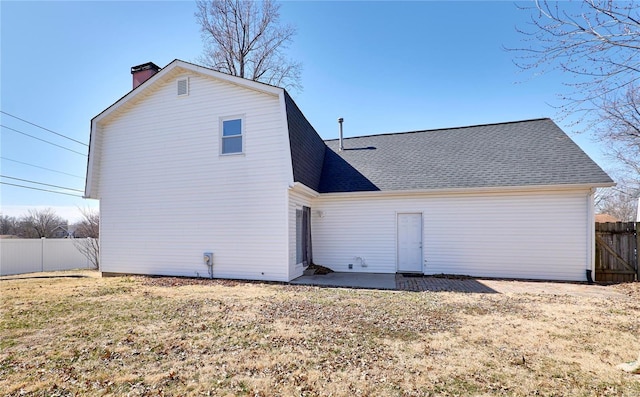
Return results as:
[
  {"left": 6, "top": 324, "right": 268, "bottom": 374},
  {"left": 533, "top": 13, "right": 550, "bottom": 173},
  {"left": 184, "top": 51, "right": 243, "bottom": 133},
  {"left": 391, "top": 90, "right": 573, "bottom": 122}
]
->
[{"left": 195, "top": 0, "right": 302, "bottom": 91}]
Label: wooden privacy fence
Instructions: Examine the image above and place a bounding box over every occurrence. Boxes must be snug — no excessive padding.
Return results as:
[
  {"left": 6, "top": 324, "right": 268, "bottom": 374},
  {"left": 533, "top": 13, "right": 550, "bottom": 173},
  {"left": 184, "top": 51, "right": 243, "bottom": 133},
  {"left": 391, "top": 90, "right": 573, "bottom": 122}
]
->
[{"left": 595, "top": 222, "right": 639, "bottom": 283}]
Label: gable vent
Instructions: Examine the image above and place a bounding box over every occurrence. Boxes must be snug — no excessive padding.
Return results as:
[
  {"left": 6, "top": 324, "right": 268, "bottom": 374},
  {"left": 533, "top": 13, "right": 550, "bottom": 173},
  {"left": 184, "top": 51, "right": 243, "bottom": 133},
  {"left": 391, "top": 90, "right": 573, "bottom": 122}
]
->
[{"left": 177, "top": 78, "right": 189, "bottom": 96}]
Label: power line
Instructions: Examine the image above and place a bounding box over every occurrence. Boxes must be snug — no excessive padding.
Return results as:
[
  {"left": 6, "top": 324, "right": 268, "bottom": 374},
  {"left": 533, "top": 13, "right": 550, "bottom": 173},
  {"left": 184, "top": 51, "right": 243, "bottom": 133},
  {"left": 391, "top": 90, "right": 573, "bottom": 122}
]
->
[
  {"left": 0, "top": 110, "right": 88, "bottom": 147},
  {"left": 606, "top": 186, "right": 640, "bottom": 198},
  {"left": 0, "top": 124, "right": 87, "bottom": 156},
  {"left": 0, "top": 156, "right": 85, "bottom": 179},
  {"left": 0, "top": 182, "right": 83, "bottom": 198},
  {"left": 0, "top": 175, "right": 84, "bottom": 193}
]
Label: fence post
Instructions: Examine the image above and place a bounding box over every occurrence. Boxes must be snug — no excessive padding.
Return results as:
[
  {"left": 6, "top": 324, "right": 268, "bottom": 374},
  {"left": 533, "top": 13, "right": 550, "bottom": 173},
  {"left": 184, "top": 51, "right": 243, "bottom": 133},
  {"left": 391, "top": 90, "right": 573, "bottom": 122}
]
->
[
  {"left": 636, "top": 222, "right": 639, "bottom": 282},
  {"left": 41, "top": 237, "right": 45, "bottom": 272}
]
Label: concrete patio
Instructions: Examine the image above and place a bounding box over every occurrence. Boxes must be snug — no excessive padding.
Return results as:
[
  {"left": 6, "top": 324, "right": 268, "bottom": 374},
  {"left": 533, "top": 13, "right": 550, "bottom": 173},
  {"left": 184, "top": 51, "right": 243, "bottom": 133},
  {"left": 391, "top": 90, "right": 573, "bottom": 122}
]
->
[
  {"left": 290, "top": 272, "right": 396, "bottom": 290},
  {"left": 290, "top": 272, "right": 627, "bottom": 298}
]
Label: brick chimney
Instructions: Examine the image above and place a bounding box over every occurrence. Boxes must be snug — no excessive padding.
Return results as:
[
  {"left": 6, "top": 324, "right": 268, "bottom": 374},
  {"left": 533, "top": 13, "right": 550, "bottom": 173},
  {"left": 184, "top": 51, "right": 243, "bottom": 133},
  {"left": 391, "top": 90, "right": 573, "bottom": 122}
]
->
[{"left": 131, "top": 62, "right": 160, "bottom": 89}]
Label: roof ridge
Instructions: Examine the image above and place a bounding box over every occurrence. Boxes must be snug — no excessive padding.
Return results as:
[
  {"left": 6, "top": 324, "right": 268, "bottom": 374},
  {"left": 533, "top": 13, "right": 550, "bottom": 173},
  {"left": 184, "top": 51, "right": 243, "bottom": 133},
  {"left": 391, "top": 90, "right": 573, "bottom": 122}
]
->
[
  {"left": 323, "top": 117, "right": 552, "bottom": 142},
  {"left": 172, "top": 59, "right": 285, "bottom": 90}
]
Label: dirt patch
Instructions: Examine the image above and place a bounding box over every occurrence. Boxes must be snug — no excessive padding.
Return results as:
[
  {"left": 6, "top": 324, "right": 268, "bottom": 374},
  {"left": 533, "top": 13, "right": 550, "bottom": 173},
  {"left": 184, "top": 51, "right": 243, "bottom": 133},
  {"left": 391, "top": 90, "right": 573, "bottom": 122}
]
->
[
  {"left": 613, "top": 281, "right": 640, "bottom": 299},
  {"left": 140, "top": 275, "right": 247, "bottom": 288},
  {"left": 307, "top": 263, "right": 334, "bottom": 275}
]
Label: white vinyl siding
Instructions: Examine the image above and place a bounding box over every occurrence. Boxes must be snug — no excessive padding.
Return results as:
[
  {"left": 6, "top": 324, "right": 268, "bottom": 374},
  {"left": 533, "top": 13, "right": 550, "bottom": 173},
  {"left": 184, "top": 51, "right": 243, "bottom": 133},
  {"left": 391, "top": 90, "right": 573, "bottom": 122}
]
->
[
  {"left": 312, "top": 189, "right": 591, "bottom": 281},
  {"left": 97, "top": 73, "right": 290, "bottom": 281}
]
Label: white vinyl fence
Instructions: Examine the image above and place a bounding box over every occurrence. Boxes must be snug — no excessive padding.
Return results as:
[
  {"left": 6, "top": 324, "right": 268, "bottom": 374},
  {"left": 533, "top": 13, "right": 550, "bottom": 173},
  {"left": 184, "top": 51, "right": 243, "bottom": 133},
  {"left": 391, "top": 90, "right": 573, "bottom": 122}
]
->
[{"left": 0, "top": 238, "right": 93, "bottom": 276}]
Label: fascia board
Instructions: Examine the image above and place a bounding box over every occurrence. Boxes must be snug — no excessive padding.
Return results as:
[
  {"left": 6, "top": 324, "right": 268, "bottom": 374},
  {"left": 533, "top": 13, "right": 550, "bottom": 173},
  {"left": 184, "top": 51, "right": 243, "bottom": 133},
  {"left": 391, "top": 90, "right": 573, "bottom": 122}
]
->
[
  {"left": 179, "top": 61, "right": 282, "bottom": 96},
  {"left": 84, "top": 118, "right": 97, "bottom": 198},
  {"left": 317, "top": 182, "right": 616, "bottom": 200},
  {"left": 290, "top": 182, "right": 320, "bottom": 198},
  {"left": 92, "top": 60, "right": 282, "bottom": 126},
  {"left": 280, "top": 92, "right": 295, "bottom": 188}
]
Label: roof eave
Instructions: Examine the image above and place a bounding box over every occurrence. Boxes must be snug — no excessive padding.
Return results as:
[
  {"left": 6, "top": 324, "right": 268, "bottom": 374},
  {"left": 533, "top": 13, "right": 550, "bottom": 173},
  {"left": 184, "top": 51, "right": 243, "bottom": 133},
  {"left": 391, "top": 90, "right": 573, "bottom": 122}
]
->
[
  {"left": 290, "top": 182, "right": 320, "bottom": 198},
  {"left": 84, "top": 118, "right": 98, "bottom": 199},
  {"left": 92, "top": 59, "right": 282, "bottom": 126},
  {"left": 317, "top": 182, "right": 616, "bottom": 199}
]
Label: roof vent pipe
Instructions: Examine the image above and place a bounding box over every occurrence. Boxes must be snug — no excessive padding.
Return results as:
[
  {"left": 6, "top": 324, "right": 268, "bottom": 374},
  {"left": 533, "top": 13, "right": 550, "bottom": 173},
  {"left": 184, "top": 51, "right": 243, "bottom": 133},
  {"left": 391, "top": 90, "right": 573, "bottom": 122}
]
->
[{"left": 338, "top": 117, "right": 344, "bottom": 151}]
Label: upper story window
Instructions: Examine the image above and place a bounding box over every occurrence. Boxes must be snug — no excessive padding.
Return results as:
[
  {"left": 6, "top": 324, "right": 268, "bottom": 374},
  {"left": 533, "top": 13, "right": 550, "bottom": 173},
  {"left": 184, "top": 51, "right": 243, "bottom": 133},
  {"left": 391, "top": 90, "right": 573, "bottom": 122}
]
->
[{"left": 220, "top": 117, "right": 243, "bottom": 155}]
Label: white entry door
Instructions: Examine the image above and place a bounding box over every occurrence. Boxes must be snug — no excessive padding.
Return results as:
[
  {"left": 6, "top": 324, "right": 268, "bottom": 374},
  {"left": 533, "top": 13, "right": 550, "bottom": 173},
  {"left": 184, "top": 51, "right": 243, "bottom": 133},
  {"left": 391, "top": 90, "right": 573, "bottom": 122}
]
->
[{"left": 397, "top": 213, "right": 423, "bottom": 272}]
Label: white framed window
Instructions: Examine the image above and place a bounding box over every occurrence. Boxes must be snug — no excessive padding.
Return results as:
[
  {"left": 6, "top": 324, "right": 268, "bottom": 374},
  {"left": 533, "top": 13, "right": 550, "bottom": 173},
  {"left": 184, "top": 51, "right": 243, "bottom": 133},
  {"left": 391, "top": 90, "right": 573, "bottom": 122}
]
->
[{"left": 220, "top": 116, "right": 244, "bottom": 155}]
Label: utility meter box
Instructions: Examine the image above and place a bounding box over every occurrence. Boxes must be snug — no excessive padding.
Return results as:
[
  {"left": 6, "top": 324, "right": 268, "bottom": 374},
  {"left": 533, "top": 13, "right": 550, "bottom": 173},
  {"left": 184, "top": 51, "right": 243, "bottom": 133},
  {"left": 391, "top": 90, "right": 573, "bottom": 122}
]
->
[{"left": 203, "top": 252, "right": 213, "bottom": 266}]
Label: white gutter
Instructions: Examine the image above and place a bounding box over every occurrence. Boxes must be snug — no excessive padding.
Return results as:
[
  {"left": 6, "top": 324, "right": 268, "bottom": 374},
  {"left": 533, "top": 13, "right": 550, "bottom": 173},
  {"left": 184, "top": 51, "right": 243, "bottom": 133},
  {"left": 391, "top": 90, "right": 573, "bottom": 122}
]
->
[
  {"left": 289, "top": 182, "right": 320, "bottom": 198},
  {"left": 317, "top": 182, "right": 616, "bottom": 199}
]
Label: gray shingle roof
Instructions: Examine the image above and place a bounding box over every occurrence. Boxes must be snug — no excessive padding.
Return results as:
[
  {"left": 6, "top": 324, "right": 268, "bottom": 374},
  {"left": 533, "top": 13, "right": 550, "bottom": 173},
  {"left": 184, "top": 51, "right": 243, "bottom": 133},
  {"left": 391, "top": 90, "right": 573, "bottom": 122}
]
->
[
  {"left": 285, "top": 91, "right": 326, "bottom": 191},
  {"left": 317, "top": 118, "right": 613, "bottom": 193}
]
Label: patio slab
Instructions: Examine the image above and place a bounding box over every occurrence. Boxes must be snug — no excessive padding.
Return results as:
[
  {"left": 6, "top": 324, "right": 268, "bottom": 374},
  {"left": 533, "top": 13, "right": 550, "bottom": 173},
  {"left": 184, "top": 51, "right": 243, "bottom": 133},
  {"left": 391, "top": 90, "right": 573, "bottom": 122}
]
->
[
  {"left": 290, "top": 272, "right": 628, "bottom": 298},
  {"left": 290, "top": 272, "right": 396, "bottom": 290}
]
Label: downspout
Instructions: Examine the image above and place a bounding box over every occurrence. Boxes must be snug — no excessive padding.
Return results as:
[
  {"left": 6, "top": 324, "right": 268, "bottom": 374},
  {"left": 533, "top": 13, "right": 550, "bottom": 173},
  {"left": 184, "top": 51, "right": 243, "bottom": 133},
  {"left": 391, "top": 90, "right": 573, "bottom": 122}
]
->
[{"left": 586, "top": 188, "right": 595, "bottom": 284}]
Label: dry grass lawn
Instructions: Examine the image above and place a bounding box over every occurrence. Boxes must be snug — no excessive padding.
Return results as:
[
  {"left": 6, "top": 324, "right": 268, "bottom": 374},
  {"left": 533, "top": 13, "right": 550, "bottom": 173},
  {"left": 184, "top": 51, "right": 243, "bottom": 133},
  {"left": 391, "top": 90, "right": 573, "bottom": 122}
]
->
[{"left": 1, "top": 271, "right": 639, "bottom": 396}]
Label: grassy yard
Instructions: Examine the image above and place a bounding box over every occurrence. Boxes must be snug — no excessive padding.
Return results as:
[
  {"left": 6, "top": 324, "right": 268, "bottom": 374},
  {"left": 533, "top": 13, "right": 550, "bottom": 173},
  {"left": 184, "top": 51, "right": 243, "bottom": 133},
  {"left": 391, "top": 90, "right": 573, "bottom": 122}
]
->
[{"left": 1, "top": 271, "right": 639, "bottom": 396}]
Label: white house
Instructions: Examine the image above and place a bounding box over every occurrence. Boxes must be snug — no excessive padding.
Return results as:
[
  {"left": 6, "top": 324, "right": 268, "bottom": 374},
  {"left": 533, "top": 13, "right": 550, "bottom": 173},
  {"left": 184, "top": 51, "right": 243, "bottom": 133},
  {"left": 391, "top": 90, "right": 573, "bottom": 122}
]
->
[{"left": 85, "top": 60, "right": 614, "bottom": 282}]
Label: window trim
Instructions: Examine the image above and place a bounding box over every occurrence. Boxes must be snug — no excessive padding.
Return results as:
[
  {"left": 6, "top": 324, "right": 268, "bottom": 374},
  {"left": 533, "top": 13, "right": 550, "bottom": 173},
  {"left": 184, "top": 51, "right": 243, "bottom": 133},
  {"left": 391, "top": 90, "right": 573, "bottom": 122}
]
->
[{"left": 219, "top": 115, "right": 245, "bottom": 155}]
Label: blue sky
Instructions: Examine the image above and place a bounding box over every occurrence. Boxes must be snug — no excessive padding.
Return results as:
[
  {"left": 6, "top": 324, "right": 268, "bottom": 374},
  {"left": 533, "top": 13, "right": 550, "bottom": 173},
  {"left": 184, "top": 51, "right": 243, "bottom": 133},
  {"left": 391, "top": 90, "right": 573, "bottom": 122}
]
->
[{"left": 1, "top": 1, "right": 608, "bottom": 222}]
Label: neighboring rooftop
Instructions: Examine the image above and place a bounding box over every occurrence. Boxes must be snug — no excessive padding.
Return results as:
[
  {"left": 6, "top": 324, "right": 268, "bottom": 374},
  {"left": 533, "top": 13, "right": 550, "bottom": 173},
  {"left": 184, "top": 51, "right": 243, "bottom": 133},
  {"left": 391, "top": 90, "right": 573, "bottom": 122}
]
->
[
  {"left": 595, "top": 214, "right": 620, "bottom": 223},
  {"left": 317, "top": 118, "right": 613, "bottom": 193}
]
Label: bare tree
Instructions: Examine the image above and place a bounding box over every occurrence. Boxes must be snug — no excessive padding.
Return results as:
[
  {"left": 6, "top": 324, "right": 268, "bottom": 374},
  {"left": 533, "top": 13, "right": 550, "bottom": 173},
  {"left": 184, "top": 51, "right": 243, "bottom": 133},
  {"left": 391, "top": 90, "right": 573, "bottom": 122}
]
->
[
  {"left": 73, "top": 208, "right": 99, "bottom": 269},
  {"left": 195, "top": 0, "right": 302, "bottom": 91},
  {"left": 0, "top": 214, "right": 17, "bottom": 235},
  {"left": 596, "top": 187, "right": 639, "bottom": 222},
  {"left": 600, "top": 86, "right": 640, "bottom": 188},
  {"left": 512, "top": 1, "right": 640, "bottom": 182},
  {"left": 17, "top": 208, "right": 66, "bottom": 238}
]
